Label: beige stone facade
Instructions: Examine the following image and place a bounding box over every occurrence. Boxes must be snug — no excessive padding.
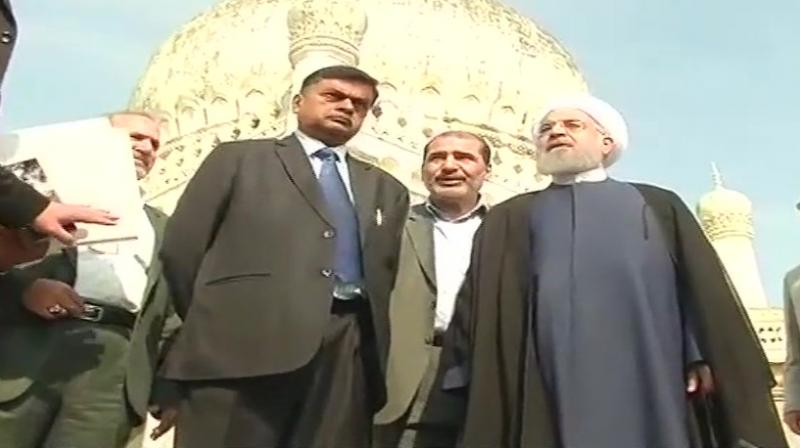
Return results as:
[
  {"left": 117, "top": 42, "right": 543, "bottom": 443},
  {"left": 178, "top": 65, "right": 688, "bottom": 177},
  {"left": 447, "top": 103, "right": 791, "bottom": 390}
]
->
[{"left": 130, "top": 0, "right": 588, "bottom": 213}]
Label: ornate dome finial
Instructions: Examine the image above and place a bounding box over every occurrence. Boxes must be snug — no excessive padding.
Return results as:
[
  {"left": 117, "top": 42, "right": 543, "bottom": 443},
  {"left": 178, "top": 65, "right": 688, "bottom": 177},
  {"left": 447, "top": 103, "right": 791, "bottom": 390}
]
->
[
  {"left": 697, "top": 167, "right": 754, "bottom": 241},
  {"left": 711, "top": 162, "right": 723, "bottom": 188},
  {"left": 287, "top": 0, "right": 368, "bottom": 68}
]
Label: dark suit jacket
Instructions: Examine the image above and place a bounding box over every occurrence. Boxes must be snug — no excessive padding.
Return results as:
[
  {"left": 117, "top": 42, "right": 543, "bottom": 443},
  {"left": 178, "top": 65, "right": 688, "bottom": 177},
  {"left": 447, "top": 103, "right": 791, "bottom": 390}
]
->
[
  {"left": 0, "top": 206, "right": 181, "bottom": 422},
  {"left": 375, "top": 203, "right": 437, "bottom": 424},
  {"left": 0, "top": 0, "right": 49, "bottom": 228},
  {"left": 783, "top": 265, "right": 800, "bottom": 412},
  {"left": 160, "top": 134, "right": 409, "bottom": 410}
]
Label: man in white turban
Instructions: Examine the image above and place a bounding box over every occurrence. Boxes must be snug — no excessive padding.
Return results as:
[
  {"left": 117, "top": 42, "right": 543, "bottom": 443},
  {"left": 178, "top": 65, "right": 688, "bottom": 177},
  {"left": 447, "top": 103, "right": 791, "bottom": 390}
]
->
[
  {"left": 437, "top": 94, "right": 786, "bottom": 448},
  {"left": 533, "top": 94, "right": 628, "bottom": 177}
]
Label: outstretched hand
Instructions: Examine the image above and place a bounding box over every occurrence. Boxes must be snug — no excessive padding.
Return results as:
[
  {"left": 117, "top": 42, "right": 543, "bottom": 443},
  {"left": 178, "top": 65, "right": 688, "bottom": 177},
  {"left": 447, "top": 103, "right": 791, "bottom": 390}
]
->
[{"left": 32, "top": 202, "right": 118, "bottom": 244}]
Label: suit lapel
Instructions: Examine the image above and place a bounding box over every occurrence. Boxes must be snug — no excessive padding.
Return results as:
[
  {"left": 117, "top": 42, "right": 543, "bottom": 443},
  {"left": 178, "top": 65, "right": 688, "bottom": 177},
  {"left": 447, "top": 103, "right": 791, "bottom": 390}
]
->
[
  {"left": 347, "top": 156, "right": 377, "bottom": 248},
  {"left": 275, "top": 135, "right": 333, "bottom": 226},
  {"left": 138, "top": 206, "right": 167, "bottom": 314},
  {"left": 406, "top": 206, "right": 437, "bottom": 288}
]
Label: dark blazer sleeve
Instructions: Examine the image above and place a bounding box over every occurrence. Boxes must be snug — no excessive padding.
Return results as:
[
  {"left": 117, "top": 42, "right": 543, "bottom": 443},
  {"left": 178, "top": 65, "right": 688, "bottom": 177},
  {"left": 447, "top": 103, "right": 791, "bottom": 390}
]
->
[
  {"left": 0, "top": 250, "right": 71, "bottom": 324},
  {"left": 388, "top": 187, "right": 410, "bottom": 287},
  {"left": 159, "top": 144, "right": 239, "bottom": 318},
  {"left": 0, "top": 269, "right": 33, "bottom": 323},
  {"left": 150, "top": 304, "right": 183, "bottom": 414},
  {"left": 0, "top": 167, "right": 50, "bottom": 228},
  {"left": 784, "top": 268, "right": 800, "bottom": 411}
]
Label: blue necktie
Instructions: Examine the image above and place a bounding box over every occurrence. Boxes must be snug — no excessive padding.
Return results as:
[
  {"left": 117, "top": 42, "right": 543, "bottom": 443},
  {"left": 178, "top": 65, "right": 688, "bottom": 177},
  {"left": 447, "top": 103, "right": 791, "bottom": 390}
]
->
[{"left": 313, "top": 148, "right": 363, "bottom": 284}]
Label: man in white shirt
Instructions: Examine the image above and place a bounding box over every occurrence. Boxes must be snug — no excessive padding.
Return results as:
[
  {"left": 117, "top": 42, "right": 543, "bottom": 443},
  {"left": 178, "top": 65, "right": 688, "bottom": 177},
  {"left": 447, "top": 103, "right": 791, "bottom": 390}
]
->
[
  {"left": 374, "top": 130, "right": 490, "bottom": 448},
  {"left": 0, "top": 112, "right": 181, "bottom": 448}
]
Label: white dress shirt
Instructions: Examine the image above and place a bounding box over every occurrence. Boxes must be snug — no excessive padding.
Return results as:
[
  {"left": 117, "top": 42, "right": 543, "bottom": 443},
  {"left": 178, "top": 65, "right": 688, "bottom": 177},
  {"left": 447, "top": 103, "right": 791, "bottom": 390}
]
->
[
  {"left": 295, "top": 130, "right": 355, "bottom": 203},
  {"left": 73, "top": 207, "right": 154, "bottom": 312},
  {"left": 551, "top": 166, "right": 608, "bottom": 185},
  {"left": 428, "top": 201, "right": 486, "bottom": 331}
]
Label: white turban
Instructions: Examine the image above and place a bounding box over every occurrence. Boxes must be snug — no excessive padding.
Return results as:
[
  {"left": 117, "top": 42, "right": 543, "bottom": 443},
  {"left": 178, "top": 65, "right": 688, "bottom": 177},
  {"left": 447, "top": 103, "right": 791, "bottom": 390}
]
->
[{"left": 533, "top": 94, "right": 629, "bottom": 167}]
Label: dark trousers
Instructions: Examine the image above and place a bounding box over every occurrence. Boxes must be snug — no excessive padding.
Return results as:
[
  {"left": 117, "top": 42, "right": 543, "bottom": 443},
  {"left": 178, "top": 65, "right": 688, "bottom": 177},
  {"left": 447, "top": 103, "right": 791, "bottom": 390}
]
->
[
  {"left": 373, "top": 346, "right": 462, "bottom": 448},
  {"left": 175, "top": 311, "right": 372, "bottom": 448},
  {"left": 0, "top": 321, "right": 137, "bottom": 448}
]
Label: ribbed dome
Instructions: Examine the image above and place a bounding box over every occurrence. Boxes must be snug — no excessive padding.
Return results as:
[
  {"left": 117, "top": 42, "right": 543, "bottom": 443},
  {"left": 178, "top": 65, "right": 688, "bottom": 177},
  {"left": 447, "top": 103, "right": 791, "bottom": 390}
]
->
[
  {"left": 697, "top": 165, "right": 754, "bottom": 240},
  {"left": 129, "top": 0, "right": 588, "bottom": 210}
]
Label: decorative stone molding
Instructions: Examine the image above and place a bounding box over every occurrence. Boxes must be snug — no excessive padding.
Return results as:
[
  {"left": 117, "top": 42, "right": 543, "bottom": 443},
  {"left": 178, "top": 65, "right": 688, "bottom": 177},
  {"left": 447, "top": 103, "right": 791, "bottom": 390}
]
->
[
  {"left": 287, "top": 0, "right": 367, "bottom": 66},
  {"left": 129, "top": 0, "right": 586, "bottom": 207},
  {"left": 749, "top": 307, "right": 787, "bottom": 363},
  {"left": 700, "top": 212, "right": 755, "bottom": 240}
]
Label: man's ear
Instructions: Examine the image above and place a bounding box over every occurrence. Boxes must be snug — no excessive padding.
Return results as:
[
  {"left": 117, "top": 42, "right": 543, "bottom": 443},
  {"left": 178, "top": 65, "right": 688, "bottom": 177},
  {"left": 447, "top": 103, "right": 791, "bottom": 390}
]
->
[
  {"left": 602, "top": 136, "right": 616, "bottom": 156},
  {"left": 292, "top": 94, "right": 302, "bottom": 113}
]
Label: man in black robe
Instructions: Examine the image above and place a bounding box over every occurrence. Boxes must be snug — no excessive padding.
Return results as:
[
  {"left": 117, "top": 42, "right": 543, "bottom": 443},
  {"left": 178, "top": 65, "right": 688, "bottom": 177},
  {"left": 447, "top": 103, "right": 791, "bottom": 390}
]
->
[{"left": 440, "top": 95, "right": 786, "bottom": 448}]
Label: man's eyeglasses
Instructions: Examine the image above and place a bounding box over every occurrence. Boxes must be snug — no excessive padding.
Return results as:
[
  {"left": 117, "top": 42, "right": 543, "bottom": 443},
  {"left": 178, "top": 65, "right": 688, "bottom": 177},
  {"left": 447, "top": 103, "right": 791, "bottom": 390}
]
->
[{"left": 536, "top": 119, "right": 591, "bottom": 136}]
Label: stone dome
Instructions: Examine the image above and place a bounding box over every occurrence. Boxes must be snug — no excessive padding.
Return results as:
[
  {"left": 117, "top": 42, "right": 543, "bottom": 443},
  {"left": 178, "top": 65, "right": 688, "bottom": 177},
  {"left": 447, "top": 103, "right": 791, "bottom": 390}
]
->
[
  {"left": 130, "top": 0, "right": 588, "bottom": 211},
  {"left": 697, "top": 164, "right": 754, "bottom": 240}
]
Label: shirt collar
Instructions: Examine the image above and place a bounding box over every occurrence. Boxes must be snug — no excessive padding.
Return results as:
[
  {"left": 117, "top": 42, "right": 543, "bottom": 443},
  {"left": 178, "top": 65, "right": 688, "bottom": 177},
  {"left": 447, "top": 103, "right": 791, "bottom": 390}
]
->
[
  {"left": 295, "top": 130, "right": 348, "bottom": 162},
  {"left": 550, "top": 166, "right": 608, "bottom": 185},
  {"left": 425, "top": 197, "right": 488, "bottom": 223}
]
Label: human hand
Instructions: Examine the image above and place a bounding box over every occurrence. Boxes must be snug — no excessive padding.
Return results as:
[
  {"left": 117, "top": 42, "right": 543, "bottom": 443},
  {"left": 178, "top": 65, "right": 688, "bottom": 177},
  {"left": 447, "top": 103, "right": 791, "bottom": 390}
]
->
[
  {"left": 22, "top": 279, "right": 84, "bottom": 320},
  {"left": 32, "top": 202, "right": 117, "bottom": 244}
]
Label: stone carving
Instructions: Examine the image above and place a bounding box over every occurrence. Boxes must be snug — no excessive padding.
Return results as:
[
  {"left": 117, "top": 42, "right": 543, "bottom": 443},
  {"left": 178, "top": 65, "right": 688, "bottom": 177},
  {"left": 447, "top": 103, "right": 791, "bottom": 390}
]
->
[
  {"left": 287, "top": 0, "right": 368, "bottom": 66},
  {"left": 701, "top": 212, "right": 755, "bottom": 240},
  {"left": 130, "top": 0, "right": 586, "bottom": 208}
]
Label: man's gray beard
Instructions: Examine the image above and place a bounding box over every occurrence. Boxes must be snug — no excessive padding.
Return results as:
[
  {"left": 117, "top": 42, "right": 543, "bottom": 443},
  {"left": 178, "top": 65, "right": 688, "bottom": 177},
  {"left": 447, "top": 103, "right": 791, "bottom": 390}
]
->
[{"left": 536, "top": 148, "right": 603, "bottom": 175}]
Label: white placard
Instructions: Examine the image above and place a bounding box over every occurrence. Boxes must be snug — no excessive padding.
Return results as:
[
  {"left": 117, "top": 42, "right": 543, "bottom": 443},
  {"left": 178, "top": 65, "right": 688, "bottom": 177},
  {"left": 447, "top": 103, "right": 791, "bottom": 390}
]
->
[{"left": 0, "top": 118, "right": 142, "bottom": 244}]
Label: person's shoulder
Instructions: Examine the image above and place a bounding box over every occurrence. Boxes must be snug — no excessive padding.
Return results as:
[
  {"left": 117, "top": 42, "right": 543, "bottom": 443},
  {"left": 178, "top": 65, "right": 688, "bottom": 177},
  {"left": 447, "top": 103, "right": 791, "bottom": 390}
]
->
[
  {"left": 786, "top": 265, "right": 800, "bottom": 290},
  {"left": 353, "top": 157, "right": 406, "bottom": 193},
  {"left": 485, "top": 191, "right": 539, "bottom": 219},
  {"left": 629, "top": 181, "right": 679, "bottom": 198},
  {"left": 409, "top": 202, "right": 428, "bottom": 217},
  {"left": 204, "top": 138, "right": 284, "bottom": 166},
  {"left": 216, "top": 137, "right": 283, "bottom": 153},
  {"left": 629, "top": 181, "right": 687, "bottom": 209}
]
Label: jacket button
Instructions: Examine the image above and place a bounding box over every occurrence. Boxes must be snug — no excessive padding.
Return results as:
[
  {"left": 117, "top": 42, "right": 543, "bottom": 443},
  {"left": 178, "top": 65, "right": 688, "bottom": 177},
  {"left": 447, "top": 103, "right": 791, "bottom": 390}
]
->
[
  {"left": 321, "top": 269, "right": 333, "bottom": 278},
  {"left": 323, "top": 229, "right": 335, "bottom": 239},
  {"left": 1, "top": 31, "right": 13, "bottom": 44}
]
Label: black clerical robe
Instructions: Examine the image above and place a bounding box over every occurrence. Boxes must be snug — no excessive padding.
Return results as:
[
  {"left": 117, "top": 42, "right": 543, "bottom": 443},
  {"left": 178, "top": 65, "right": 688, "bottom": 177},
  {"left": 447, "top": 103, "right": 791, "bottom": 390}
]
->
[{"left": 441, "top": 182, "right": 786, "bottom": 448}]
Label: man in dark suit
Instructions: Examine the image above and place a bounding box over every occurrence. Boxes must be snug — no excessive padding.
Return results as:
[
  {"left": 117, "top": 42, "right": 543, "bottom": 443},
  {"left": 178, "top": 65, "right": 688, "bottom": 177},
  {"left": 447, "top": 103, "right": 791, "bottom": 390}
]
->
[
  {"left": 161, "top": 65, "right": 409, "bottom": 448},
  {"left": 0, "top": 0, "right": 116, "bottom": 262},
  {"left": 0, "top": 112, "right": 181, "bottom": 448},
  {"left": 373, "top": 131, "right": 490, "bottom": 448}
]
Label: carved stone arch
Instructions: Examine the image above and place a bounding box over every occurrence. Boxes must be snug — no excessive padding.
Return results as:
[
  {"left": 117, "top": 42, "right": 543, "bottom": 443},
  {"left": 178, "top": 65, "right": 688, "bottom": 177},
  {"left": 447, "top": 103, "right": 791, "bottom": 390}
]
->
[
  {"left": 378, "top": 82, "right": 398, "bottom": 96},
  {"left": 175, "top": 97, "right": 205, "bottom": 136},
  {"left": 419, "top": 85, "right": 444, "bottom": 118},
  {"left": 491, "top": 103, "right": 519, "bottom": 133},
  {"left": 207, "top": 95, "right": 238, "bottom": 125},
  {"left": 372, "top": 82, "right": 404, "bottom": 135},
  {"left": 151, "top": 109, "right": 175, "bottom": 142},
  {"left": 458, "top": 94, "right": 482, "bottom": 124},
  {"left": 241, "top": 89, "right": 267, "bottom": 116}
]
